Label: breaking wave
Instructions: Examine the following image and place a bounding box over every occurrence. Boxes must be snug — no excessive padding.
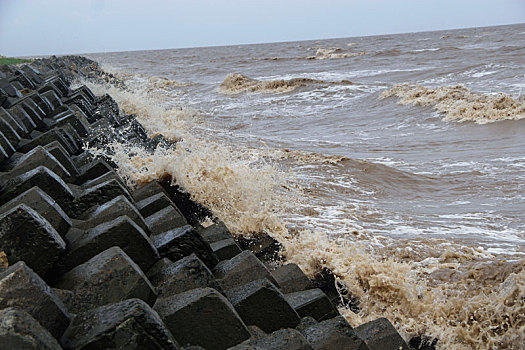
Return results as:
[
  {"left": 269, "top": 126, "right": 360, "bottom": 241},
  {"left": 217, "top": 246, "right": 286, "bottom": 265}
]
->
[
  {"left": 219, "top": 73, "right": 352, "bottom": 94},
  {"left": 83, "top": 74, "right": 525, "bottom": 349},
  {"left": 307, "top": 47, "right": 368, "bottom": 60},
  {"left": 382, "top": 84, "right": 525, "bottom": 123}
]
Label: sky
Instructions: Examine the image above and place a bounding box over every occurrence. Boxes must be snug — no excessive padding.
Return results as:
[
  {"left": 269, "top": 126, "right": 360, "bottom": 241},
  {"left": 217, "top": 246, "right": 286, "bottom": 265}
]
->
[{"left": 0, "top": 0, "right": 524, "bottom": 57}]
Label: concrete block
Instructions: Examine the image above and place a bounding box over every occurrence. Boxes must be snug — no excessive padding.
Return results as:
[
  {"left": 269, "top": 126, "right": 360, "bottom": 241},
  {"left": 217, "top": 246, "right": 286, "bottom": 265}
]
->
[
  {"left": 49, "top": 107, "right": 90, "bottom": 136},
  {"left": 285, "top": 289, "right": 339, "bottom": 321},
  {"left": 132, "top": 181, "right": 168, "bottom": 201},
  {"left": 17, "top": 128, "right": 76, "bottom": 155},
  {"left": 210, "top": 238, "right": 242, "bottom": 262},
  {"left": 154, "top": 288, "right": 250, "bottom": 350},
  {"left": 237, "top": 234, "right": 282, "bottom": 263},
  {"left": 17, "top": 99, "right": 45, "bottom": 128},
  {"left": 272, "top": 263, "right": 313, "bottom": 294},
  {"left": 0, "top": 130, "right": 15, "bottom": 157},
  {"left": 0, "top": 107, "right": 27, "bottom": 136},
  {"left": 225, "top": 278, "right": 300, "bottom": 333},
  {"left": 0, "top": 262, "right": 71, "bottom": 339},
  {"left": 0, "top": 115, "right": 21, "bottom": 147},
  {"left": 3, "top": 146, "right": 71, "bottom": 180},
  {"left": 146, "top": 205, "right": 188, "bottom": 235},
  {"left": 66, "top": 179, "right": 132, "bottom": 218},
  {"left": 5, "top": 104, "right": 37, "bottom": 132},
  {"left": 41, "top": 90, "right": 63, "bottom": 110},
  {"left": 0, "top": 166, "right": 74, "bottom": 206},
  {"left": 229, "top": 329, "right": 313, "bottom": 350},
  {"left": 78, "top": 195, "right": 148, "bottom": 232},
  {"left": 56, "top": 247, "right": 156, "bottom": 313},
  {"left": 61, "top": 299, "right": 179, "bottom": 350},
  {"left": 76, "top": 159, "right": 113, "bottom": 184},
  {"left": 44, "top": 76, "right": 69, "bottom": 97},
  {"left": 158, "top": 181, "right": 212, "bottom": 226},
  {"left": 214, "top": 250, "right": 278, "bottom": 291},
  {"left": 29, "top": 92, "right": 53, "bottom": 116},
  {"left": 0, "top": 186, "right": 72, "bottom": 237},
  {"left": 151, "top": 225, "right": 218, "bottom": 268},
  {"left": 0, "top": 307, "right": 62, "bottom": 350},
  {"left": 0, "top": 146, "right": 8, "bottom": 165},
  {"left": 354, "top": 318, "right": 409, "bottom": 350},
  {"left": 152, "top": 254, "right": 222, "bottom": 298},
  {"left": 301, "top": 316, "right": 369, "bottom": 350},
  {"left": 62, "top": 215, "right": 158, "bottom": 273},
  {"left": 145, "top": 257, "right": 172, "bottom": 284},
  {"left": 137, "top": 192, "right": 176, "bottom": 218},
  {"left": 0, "top": 204, "right": 66, "bottom": 276},
  {"left": 44, "top": 141, "right": 80, "bottom": 179}
]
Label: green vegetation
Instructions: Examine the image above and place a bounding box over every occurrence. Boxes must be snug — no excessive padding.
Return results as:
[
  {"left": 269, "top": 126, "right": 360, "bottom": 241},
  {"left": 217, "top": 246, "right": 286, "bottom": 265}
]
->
[{"left": 0, "top": 57, "right": 32, "bottom": 65}]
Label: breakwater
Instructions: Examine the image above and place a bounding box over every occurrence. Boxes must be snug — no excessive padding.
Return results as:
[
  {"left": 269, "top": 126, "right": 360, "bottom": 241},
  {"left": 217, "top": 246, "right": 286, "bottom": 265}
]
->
[{"left": 0, "top": 56, "right": 419, "bottom": 349}]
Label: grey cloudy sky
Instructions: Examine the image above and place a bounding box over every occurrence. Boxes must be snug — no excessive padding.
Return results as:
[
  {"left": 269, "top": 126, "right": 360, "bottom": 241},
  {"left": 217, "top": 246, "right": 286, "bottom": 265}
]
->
[{"left": 1, "top": 0, "right": 524, "bottom": 56}]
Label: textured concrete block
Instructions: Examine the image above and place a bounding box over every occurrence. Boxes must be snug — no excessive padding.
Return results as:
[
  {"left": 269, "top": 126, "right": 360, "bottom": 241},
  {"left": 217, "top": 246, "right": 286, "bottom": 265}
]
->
[
  {"left": 301, "top": 316, "right": 369, "bottom": 350},
  {"left": 225, "top": 278, "right": 300, "bottom": 333},
  {"left": 62, "top": 215, "right": 158, "bottom": 273},
  {"left": 214, "top": 250, "right": 278, "bottom": 290},
  {"left": 137, "top": 192, "right": 176, "bottom": 218},
  {"left": 41, "top": 90, "right": 63, "bottom": 110},
  {"left": 210, "top": 238, "right": 242, "bottom": 262},
  {"left": 67, "top": 179, "right": 131, "bottom": 218},
  {"left": 154, "top": 288, "right": 250, "bottom": 350},
  {"left": 0, "top": 186, "right": 72, "bottom": 237},
  {"left": 17, "top": 129, "right": 75, "bottom": 155},
  {"left": 0, "top": 262, "right": 71, "bottom": 338},
  {"left": 197, "top": 222, "right": 234, "bottom": 244},
  {"left": 6, "top": 104, "right": 37, "bottom": 132},
  {"left": 132, "top": 181, "right": 168, "bottom": 201},
  {"left": 151, "top": 225, "right": 217, "bottom": 268},
  {"left": 0, "top": 130, "right": 15, "bottom": 157},
  {"left": 146, "top": 205, "right": 188, "bottom": 235},
  {"left": 354, "top": 318, "right": 409, "bottom": 350},
  {"left": 0, "top": 204, "right": 66, "bottom": 276},
  {"left": 56, "top": 247, "right": 156, "bottom": 313},
  {"left": 151, "top": 254, "right": 222, "bottom": 298},
  {"left": 0, "top": 166, "right": 74, "bottom": 206},
  {"left": 29, "top": 92, "right": 53, "bottom": 116},
  {"left": 49, "top": 110, "right": 90, "bottom": 137},
  {"left": 3, "top": 146, "right": 71, "bottom": 180},
  {"left": 272, "top": 263, "right": 313, "bottom": 294},
  {"left": 61, "top": 299, "right": 179, "bottom": 350},
  {"left": 44, "top": 141, "right": 80, "bottom": 179},
  {"left": 78, "top": 195, "right": 148, "bottom": 232},
  {"left": 18, "top": 99, "right": 46, "bottom": 126},
  {"left": 285, "top": 289, "right": 338, "bottom": 321},
  {"left": 0, "top": 115, "right": 21, "bottom": 146},
  {"left": 76, "top": 159, "right": 113, "bottom": 184},
  {"left": 0, "top": 307, "right": 62, "bottom": 350},
  {"left": 0, "top": 107, "right": 27, "bottom": 136}
]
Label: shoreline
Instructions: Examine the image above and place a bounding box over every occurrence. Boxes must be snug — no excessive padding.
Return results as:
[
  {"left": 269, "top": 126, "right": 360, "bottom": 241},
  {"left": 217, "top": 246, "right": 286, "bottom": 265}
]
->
[{"left": 0, "top": 56, "right": 418, "bottom": 349}]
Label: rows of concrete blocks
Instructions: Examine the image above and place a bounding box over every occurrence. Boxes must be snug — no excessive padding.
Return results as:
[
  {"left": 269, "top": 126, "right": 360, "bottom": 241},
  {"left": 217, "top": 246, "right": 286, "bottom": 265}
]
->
[{"left": 0, "top": 57, "right": 413, "bottom": 350}]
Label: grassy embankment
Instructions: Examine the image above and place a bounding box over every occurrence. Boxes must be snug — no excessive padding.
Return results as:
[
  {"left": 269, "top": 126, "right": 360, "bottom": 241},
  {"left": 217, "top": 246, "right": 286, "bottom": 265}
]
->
[{"left": 0, "top": 57, "right": 32, "bottom": 65}]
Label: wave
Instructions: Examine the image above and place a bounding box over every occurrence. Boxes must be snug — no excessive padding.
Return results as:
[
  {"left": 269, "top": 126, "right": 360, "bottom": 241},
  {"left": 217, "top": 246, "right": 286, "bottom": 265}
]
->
[
  {"left": 307, "top": 47, "right": 368, "bottom": 60},
  {"left": 219, "top": 73, "right": 353, "bottom": 94},
  {"left": 382, "top": 84, "right": 525, "bottom": 123},
  {"left": 84, "top": 72, "right": 525, "bottom": 350}
]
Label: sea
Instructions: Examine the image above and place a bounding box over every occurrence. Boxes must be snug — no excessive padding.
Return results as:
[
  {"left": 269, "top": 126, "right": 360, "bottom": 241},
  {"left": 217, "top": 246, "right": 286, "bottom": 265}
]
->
[{"left": 84, "top": 23, "right": 525, "bottom": 349}]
